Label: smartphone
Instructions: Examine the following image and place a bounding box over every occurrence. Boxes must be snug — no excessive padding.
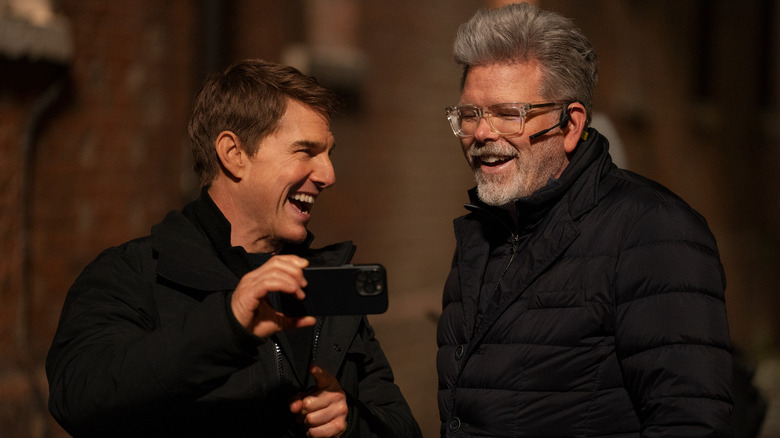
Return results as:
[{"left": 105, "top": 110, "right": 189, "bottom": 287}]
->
[{"left": 271, "top": 264, "right": 388, "bottom": 316}]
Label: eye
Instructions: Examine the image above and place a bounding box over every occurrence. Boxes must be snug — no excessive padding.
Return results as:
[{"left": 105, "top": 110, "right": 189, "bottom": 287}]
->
[
  {"left": 493, "top": 107, "right": 523, "bottom": 121},
  {"left": 459, "top": 108, "right": 479, "bottom": 121},
  {"left": 296, "top": 147, "right": 316, "bottom": 157},
  {"left": 294, "top": 141, "right": 328, "bottom": 157}
]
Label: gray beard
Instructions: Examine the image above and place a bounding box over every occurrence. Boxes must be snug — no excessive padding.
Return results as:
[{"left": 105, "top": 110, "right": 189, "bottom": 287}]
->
[
  {"left": 472, "top": 137, "right": 566, "bottom": 207},
  {"left": 475, "top": 168, "right": 529, "bottom": 207}
]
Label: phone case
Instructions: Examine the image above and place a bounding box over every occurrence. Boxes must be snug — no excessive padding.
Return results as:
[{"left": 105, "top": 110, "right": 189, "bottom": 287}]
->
[{"left": 272, "top": 264, "right": 388, "bottom": 316}]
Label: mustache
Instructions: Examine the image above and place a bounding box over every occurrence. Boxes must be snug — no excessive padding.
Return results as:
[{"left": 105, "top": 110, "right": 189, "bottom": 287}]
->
[{"left": 467, "top": 141, "right": 518, "bottom": 160}]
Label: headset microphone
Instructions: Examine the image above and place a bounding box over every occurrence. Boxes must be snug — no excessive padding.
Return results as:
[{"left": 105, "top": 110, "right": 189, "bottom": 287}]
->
[{"left": 528, "top": 109, "right": 571, "bottom": 140}]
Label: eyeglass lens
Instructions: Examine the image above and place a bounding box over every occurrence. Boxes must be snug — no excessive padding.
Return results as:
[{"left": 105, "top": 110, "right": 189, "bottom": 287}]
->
[{"left": 449, "top": 104, "right": 528, "bottom": 137}]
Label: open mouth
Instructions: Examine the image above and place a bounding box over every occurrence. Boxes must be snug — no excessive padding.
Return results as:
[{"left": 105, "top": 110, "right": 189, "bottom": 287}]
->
[
  {"left": 289, "top": 193, "right": 315, "bottom": 214},
  {"left": 478, "top": 155, "right": 514, "bottom": 167},
  {"left": 469, "top": 143, "right": 518, "bottom": 170},
  {"left": 473, "top": 152, "right": 518, "bottom": 171}
]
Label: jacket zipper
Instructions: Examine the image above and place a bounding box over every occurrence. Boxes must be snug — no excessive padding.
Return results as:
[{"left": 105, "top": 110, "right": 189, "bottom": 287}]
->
[
  {"left": 274, "top": 341, "right": 285, "bottom": 385},
  {"left": 498, "top": 234, "right": 520, "bottom": 286},
  {"left": 465, "top": 203, "right": 521, "bottom": 293},
  {"left": 274, "top": 317, "right": 327, "bottom": 387},
  {"left": 312, "top": 316, "right": 326, "bottom": 362}
]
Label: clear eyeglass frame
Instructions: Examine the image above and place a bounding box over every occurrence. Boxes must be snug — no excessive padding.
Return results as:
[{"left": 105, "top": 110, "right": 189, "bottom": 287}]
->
[{"left": 444, "top": 101, "right": 566, "bottom": 138}]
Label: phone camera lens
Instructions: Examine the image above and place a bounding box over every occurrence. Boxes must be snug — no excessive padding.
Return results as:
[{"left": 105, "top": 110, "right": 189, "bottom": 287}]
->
[{"left": 356, "top": 269, "right": 383, "bottom": 296}]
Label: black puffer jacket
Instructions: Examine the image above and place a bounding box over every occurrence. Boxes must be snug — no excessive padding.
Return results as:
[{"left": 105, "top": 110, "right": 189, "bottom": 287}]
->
[
  {"left": 437, "top": 129, "right": 733, "bottom": 437},
  {"left": 47, "top": 193, "right": 421, "bottom": 438}
]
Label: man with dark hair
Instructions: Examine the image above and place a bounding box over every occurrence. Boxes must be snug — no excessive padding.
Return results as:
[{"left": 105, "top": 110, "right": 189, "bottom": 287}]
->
[
  {"left": 47, "top": 59, "right": 421, "bottom": 438},
  {"left": 437, "top": 3, "right": 733, "bottom": 437}
]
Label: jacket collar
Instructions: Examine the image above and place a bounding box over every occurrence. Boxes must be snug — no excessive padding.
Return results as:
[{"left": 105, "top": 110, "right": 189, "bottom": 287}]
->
[
  {"left": 152, "top": 207, "right": 238, "bottom": 292},
  {"left": 180, "top": 188, "right": 253, "bottom": 279},
  {"left": 558, "top": 128, "right": 614, "bottom": 220}
]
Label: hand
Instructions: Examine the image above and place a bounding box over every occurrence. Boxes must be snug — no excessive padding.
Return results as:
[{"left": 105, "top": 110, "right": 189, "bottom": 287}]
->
[
  {"left": 230, "top": 255, "right": 316, "bottom": 338},
  {"left": 290, "top": 365, "right": 348, "bottom": 438}
]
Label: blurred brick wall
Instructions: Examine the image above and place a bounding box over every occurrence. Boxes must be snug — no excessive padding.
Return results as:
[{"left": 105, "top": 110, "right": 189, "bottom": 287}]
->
[
  {"left": 0, "top": 58, "right": 63, "bottom": 438},
  {"left": 1, "top": 0, "right": 199, "bottom": 435}
]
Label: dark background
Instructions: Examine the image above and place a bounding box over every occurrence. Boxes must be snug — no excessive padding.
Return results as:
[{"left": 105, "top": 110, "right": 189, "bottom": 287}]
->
[{"left": 1, "top": 0, "right": 778, "bottom": 436}]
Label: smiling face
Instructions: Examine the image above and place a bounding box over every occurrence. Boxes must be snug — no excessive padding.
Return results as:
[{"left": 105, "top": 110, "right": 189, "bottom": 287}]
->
[
  {"left": 459, "top": 60, "right": 570, "bottom": 206},
  {"left": 233, "top": 99, "right": 335, "bottom": 253}
]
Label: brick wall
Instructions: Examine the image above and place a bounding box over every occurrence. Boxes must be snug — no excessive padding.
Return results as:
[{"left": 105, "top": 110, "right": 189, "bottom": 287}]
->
[
  {"left": 0, "top": 58, "right": 59, "bottom": 438},
  {"left": 1, "top": 0, "right": 199, "bottom": 435},
  {"left": 27, "top": 0, "right": 199, "bottom": 354}
]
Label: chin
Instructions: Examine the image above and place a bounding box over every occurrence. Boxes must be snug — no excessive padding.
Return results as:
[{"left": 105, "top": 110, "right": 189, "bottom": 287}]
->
[
  {"left": 477, "top": 186, "right": 515, "bottom": 207},
  {"left": 475, "top": 177, "right": 524, "bottom": 206},
  {"left": 282, "top": 228, "right": 309, "bottom": 245}
]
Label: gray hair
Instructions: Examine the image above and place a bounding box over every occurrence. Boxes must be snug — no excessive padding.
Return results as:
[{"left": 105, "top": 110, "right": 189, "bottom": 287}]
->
[{"left": 454, "top": 3, "right": 598, "bottom": 125}]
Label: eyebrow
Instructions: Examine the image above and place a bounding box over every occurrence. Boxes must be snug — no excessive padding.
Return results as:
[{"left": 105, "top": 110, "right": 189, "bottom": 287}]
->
[{"left": 293, "top": 140, "right": 335, "bottom": 153}]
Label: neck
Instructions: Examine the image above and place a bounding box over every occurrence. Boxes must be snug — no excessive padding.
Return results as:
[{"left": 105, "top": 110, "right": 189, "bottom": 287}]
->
[{"left": 207, "top": 181, "right": 281, "bottom": 254}]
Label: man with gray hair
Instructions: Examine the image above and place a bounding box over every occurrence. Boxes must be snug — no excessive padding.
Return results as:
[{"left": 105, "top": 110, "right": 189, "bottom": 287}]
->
[{"left": 437, "top": 3, "right": 733, "bottom": 436}]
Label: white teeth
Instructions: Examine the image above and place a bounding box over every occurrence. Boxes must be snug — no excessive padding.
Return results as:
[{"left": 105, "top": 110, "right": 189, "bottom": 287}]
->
[
  {"left": 480, "top": 156, "right": 510, "bottom": 164},
  {"left": 291, "top": 193, "right": 315, "bottom": 205}
]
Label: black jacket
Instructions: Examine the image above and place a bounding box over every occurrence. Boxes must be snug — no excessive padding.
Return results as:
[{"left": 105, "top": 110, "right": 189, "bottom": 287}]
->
[
  {"left": 437, "top": 129, "right": 733, "bottom": 437},
  {"left": 47, "top": 193, "right": 421, "bottom": 437}
]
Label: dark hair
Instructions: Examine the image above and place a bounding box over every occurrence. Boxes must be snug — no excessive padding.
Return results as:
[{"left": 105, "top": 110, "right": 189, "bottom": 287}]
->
[
  {"left": 188, "top": 59, "right": 340, "bottom": 187},
  {"left": 454, "top": 3, "right": 598, "bottom": 124}
]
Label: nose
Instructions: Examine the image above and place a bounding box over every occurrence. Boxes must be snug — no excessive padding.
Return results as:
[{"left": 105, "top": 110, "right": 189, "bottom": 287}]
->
[
  {"left": 312, "top": 153, "right": 336, "bottom": 189},
  {"left": 473, "top": 114, "right": 499, "bottom": 143}
]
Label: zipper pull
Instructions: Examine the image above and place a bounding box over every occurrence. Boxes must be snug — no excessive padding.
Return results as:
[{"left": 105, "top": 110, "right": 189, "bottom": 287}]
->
[{"left": 510, "top": 234, "right": 520, "bottom": 254}]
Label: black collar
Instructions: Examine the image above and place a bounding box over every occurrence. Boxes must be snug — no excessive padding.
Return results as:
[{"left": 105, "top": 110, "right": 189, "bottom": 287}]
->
[{"left": 181, "top": 188, "right": 254, "bottom": 278}]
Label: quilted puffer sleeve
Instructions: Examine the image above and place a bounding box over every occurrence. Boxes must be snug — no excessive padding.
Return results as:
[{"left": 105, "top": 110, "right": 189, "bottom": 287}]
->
[{"left": 614, "top": 198, "right": 734, "bottom": 437}]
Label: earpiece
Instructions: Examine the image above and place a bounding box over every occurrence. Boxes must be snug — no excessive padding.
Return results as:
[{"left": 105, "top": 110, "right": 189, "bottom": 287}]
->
[
  {"left": 559, "top": 108, "right": 571, "bottom": 125},
  {"left": 529, "top": 104, "right": 572, "bottom": 140}
]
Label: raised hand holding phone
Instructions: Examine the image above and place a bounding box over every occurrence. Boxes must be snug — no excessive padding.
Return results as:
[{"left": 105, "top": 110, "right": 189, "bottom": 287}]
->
[{"left": 231, "top": 255, "right": 316, "bottom": 337}]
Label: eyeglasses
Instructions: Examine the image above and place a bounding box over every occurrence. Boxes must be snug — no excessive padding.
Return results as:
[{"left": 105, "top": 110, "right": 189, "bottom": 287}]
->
[{"left": 445, "top": 101, "right": 567, "bottom": 138}]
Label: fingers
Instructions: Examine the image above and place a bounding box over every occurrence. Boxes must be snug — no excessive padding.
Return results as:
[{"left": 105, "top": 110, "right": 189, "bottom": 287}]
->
[
  {"left": 248, "top": 255, "right": 310, "bottom": 296},
  {"left": 310, "top": 365, "right": 339, "bottom": 391},
  {"left": 305, "top": 417, "right": 347, "bottom": 438},
  {"left": 289, "top": 366, "right": 348, "bottom": 437},
  {"left": 230, "top": 255, "right": 314, "bottom": 337}
]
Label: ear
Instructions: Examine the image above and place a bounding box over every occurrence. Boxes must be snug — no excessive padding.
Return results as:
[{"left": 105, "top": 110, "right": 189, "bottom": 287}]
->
[
  {"left": 563, "top": 102, "right": 587, "bottom": 155},
  {"left": 215, "top": 131, "right": 246, "bottom": 180}
]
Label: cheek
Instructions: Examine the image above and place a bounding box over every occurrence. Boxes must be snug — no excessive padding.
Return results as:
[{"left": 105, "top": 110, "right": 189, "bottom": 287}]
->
[
  {"left": 459, "top": 139, "right": 473, "bottom": 157},
  {"left": 289, "top": 162, "right": 313, "bottom": 180}
]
